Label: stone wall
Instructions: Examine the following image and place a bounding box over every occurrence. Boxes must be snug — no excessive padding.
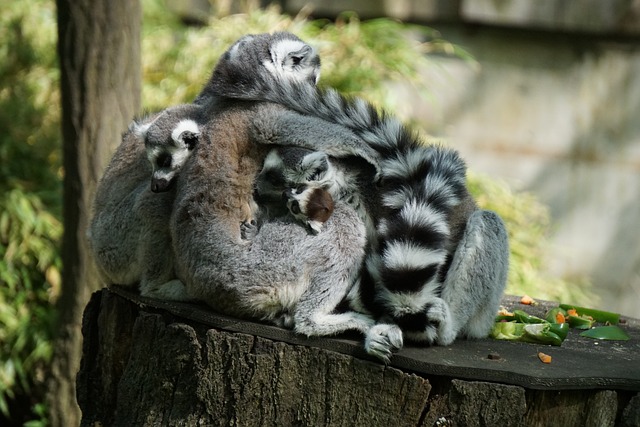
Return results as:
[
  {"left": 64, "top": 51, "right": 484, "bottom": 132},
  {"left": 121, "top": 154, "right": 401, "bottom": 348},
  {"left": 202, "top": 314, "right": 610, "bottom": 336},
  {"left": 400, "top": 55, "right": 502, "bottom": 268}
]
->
[{"left": 281, "top": 0, "right": 640, "bottom": 318}]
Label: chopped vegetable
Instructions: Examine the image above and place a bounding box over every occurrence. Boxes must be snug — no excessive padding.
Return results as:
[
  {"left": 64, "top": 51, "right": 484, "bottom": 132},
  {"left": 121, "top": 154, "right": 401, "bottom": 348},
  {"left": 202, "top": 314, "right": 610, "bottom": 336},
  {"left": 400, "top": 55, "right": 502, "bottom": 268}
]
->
[
  {"left": 495, "top": 307, "right": 515, "bottom": 321},
  {"left": 567, "top": 314, "right": 595, "bottom": 330},
  {"left": 545, "top": 307, "right": 568, "bottom": 324},
  {"left": 520, "top": 295, "right": 537, "bottom": 305},
  {"left": 490, "top": 322, "right": 565, "bottom": 346},
  {"left": 538, "top": 352, "right": 552, "bottom": 364},
  {"left": 514, "top": 310, "right": 546, "bottom": 324},
  {"left": 580, "top": 326, "right": 630, "bottom": 341},
  {"left": 490, "top": 321, "right": 525, "bottom": 340},
  {"left": 566, "top": 308, "right": 578, "bottom": 317},
  {"left": 559, "top": 304, "right": 620, "bottom": 325},
  {"left": 523, "top": 324, "right": 564, "bottom": 346},
  {"left": 548, "top": 323, "right": 569, "bottom": 340}
]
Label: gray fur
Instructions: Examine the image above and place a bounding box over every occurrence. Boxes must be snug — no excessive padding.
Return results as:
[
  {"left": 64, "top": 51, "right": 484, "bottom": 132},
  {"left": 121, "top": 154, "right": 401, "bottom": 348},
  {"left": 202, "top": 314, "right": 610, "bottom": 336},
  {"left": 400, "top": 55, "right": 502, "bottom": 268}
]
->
[
  {"left": 205, "top": 32, "right": 509, "bottom": 362},
  {"left": 170, "top": 99, "right": 375, "bottom": 336},
  {"left": 165, "top": 33, "right": 377, "bottom": 337},
  {"left": 88, "top": 103, "right": 203, "bottom": 301}
]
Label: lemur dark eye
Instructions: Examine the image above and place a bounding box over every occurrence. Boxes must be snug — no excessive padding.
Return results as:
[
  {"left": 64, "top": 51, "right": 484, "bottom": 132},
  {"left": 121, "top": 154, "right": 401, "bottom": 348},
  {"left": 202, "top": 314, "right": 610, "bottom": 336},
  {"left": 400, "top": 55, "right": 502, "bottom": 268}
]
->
[
  {"left": 156, "top": 153, "right": 171, "bottom": 168},
  {"left": 296, "top": 184, "right": 307, "bottom": 193},
  {"left": 291, "top": 56, "right": 302, "bottom": 66},
  {"left": 264, "top": 170, "right": 285, "bottom": 185}
]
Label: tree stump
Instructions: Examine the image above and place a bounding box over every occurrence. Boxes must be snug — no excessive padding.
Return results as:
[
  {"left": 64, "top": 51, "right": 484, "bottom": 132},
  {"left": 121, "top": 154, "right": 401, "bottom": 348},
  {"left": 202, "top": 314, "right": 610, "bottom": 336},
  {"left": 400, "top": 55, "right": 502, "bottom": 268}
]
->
[{"left": 77, "top": 288, "right": 640, "bottom": 426}]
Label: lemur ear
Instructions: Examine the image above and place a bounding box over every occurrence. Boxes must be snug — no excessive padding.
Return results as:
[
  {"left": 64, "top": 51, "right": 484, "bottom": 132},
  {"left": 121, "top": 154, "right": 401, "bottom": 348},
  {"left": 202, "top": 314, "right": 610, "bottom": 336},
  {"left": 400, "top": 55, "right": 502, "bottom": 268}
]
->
[
  {"left": 301, "top": 151, "right": 329, "bottom": 180},
  {"left": 180, "top": 131, "right": 199, "bottom": 150},
  {"left": 284, "top": 44, "right": 321, "bottom": 84},
  {"left": 172, "top": 119, "right": 200, "bottom": 150},
  {"left": 301, "top": 151, "right": 328, "bottom": 170},
  {"left": 284, "top": 45, "right": 314, "bottom": 68},
  {"left": 130, "top": 118, "right": 154, "bottom": 139},
  {"left": 226, "top": 35, "right": 254, "bottom": 61}
]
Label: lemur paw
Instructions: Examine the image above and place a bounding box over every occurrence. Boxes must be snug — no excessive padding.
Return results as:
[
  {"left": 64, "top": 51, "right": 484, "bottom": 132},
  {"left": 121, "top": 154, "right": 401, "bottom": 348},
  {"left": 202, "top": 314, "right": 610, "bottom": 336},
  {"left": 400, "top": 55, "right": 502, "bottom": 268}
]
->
[
  {"left": 273, "top": 313, "right": 295, "bottom": 329},
  {"left": 422, "top": 298, "right": 456, "bottom": 345},
  {"left": 403, "top": 298, "right": 456, "bottom": 346},
  {"left": 365, "top": 323, "right": 403, "bottom": 364},
  {"left": 240, "top": 219, "right": 259, "bottom": 241}
]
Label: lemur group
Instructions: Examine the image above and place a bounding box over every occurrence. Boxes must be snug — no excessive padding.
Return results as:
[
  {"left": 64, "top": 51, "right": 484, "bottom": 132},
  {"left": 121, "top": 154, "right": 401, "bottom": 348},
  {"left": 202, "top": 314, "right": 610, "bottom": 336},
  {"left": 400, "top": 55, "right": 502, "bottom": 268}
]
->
[{"left": 88, "top": 32, "right": 509, "bottom": 363}]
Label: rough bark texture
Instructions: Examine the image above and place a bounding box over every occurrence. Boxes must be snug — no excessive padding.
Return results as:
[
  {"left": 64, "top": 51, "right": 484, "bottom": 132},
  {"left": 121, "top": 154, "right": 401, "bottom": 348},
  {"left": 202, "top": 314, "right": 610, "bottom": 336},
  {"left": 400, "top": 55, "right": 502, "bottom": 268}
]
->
[
  {"left": 50, "top": 1, "right": 141, "bottom": 425},
  {"left": 78, "top": 289, "right": 640, "bottom": 427}
]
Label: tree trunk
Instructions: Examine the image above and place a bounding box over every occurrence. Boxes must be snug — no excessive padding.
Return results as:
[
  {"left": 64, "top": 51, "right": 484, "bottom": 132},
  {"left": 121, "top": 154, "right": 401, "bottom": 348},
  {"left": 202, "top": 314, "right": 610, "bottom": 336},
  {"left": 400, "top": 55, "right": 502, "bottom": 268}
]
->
[
  {"left": 50, "top": 1, "right": 141, "bottom": 425},
  {"left": 77, "top": 288, "right": 640, "bottom": 427}
]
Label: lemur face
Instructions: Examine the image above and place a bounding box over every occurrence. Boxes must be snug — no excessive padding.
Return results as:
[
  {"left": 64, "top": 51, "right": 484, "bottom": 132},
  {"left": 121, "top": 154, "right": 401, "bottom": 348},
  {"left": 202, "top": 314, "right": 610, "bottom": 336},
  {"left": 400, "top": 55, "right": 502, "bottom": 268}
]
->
[
  {"left": 285, "top": 185, "right": 334, "bottom": 234},
  {"left": 141, "top": 108, "right": 201, "bottom": 193},
  {"left": 254, "top": 147, "right": 336, "bottom": 232},
  {"left": 254, "top": 147, "right": 330, "bottom": 205}
]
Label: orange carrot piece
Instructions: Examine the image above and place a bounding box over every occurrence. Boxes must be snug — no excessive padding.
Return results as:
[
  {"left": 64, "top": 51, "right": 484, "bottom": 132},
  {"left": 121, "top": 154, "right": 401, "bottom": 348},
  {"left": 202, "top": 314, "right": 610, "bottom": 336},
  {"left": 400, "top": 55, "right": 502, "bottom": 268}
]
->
[
  {"left": 520, "top": 295, "right": 536, "bottom": 305},
  {"left": 555, "top": 312, "right": 566, "bottom": 324},
  {"left": 538, "top": 352, "right": 552, "bottom": 364},
  {"left": 567, "top": 308, "right": 578, "bottom": 317}
]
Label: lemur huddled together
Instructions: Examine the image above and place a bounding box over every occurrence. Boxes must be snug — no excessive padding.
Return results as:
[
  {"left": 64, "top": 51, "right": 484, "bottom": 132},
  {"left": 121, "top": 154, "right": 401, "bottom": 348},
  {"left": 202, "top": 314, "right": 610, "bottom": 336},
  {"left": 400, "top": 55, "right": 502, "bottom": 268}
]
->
[{"left": 88, "top": 32, "right": 509, "bottom": 362}]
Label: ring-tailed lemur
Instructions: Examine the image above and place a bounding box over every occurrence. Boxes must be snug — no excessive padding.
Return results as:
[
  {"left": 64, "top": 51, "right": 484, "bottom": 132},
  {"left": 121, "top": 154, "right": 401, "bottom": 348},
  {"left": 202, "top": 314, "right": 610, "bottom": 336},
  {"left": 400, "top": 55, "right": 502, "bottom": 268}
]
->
[
  {"left": 88, "top": 103, "right": 204, "bottom": 301},
  {"left": 168, "top": 33, "right": 378, "bottom": 338},
  {"left": 206, "top": 32, "right": 509, "bottom": 362}
]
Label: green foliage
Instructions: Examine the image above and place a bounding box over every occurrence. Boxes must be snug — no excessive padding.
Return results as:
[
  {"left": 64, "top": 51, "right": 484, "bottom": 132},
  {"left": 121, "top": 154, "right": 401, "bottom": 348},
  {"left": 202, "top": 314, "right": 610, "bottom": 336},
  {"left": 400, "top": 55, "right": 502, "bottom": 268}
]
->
[
  {"left": 468, "top": 172, "right": 593, "bottom": 304},
  {"left": 1, "top": 0, "right": 591, "bottom": 424},
  {"left": 139, "top": 3, "right": 474, "bottom": 112},
  {"left": 0, "top": 190, "right": 61, "bottom": 421},
  {"left": 0, "top": 0, "right": 61, "bottom": 211},
  {"left": 0, "top": 0, "right": 60, "bottom": 424}
]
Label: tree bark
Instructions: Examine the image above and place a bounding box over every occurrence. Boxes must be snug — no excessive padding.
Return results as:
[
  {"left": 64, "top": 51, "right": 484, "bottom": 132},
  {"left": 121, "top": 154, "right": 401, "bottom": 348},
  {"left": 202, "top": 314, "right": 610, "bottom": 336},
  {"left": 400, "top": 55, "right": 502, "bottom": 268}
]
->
[
  {"left": 50, "top": 1, "right": 141, "bottom": 425},
  {"left": 77, "top": 289, "right": 639, "bottom": 427}
]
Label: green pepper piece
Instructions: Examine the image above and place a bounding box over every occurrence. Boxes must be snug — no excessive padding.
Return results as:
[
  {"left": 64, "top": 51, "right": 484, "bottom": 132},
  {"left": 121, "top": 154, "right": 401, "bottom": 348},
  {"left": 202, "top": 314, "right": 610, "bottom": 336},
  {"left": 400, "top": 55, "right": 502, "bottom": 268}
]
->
[
  {"left": 559, "top": 304, "right": 620, "bottom": 325},
  {"left": 495, "top": 314, "right": 516, "bottom": 322},
  {"left": 580, "top": 326, "right": 630, "bottom": 341},
  {"left": 513, "top": 309, "right": 546, "bottom": 324},
  {"left": 490, "top": 322, "right": 565, "bottom": 346},
  {"left": 545, "top": 307, "right": 568, "bottom": 324},
  {"left": 490, "top": 321, "right": 525, "bottom": 340},
  {"left": 567, "top": 314, "right": 595, "bottom": 330},
  {"left": 522, "top": 323, "right": 563, "bottom": 346},
  {"left": 549, "top": 322, "right": 569, "bottom": 340}
]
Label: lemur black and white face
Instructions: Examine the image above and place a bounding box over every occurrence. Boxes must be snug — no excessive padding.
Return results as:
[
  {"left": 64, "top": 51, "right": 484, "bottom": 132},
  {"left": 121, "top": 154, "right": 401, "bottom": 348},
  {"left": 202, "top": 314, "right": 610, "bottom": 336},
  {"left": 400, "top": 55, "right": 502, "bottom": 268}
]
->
[
  {"left": 203, "top": 32, "right": 321, "bottom": 101},
  {"left": 254, "top": 146, "right": 336, "bottom": 232},
  {"left": 139, "top": 106, "right": 201, "bottom": 193}
]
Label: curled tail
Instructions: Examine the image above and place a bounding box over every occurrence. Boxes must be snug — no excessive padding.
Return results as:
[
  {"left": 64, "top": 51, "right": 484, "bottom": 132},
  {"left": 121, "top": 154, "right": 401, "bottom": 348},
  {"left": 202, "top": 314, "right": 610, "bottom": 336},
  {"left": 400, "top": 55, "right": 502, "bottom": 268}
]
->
[
  {"left": 216, "top": 77, "right": 415, "bottom": 157},
  {"left": 372, "top": 147, "right": 468, "bottom": 327}
]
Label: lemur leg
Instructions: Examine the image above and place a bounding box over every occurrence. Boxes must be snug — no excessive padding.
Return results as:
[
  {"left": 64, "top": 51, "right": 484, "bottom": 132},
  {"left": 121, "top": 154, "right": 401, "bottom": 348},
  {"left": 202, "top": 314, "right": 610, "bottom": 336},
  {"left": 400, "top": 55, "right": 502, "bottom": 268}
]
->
[
  {"left": 139, "top": 231, "right": 193, "bottom": 302},
  {"left": 292, "top": 206, "right": 376, "bottom": 337},
  {"left": 439, "top": 210, "right": 509, "bottom": 343},
  {"left": 293, "top": 277, "right": 376, "bottom": 337}
]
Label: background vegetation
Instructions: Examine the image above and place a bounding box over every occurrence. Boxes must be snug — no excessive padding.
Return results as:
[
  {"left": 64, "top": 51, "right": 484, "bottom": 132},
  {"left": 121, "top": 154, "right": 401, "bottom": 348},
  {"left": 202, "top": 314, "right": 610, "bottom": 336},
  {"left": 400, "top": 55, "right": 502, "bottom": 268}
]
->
[{"left": 0, "top": 0, "right": 592, "bottom": 424}]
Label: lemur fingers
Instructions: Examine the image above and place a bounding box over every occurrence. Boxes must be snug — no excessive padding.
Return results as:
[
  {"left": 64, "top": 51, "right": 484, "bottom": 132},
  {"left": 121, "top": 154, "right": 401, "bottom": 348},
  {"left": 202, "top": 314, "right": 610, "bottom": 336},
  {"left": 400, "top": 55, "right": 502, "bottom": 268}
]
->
[{"left": 364, "top": 323, "right": 404, "bottom": 364}]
